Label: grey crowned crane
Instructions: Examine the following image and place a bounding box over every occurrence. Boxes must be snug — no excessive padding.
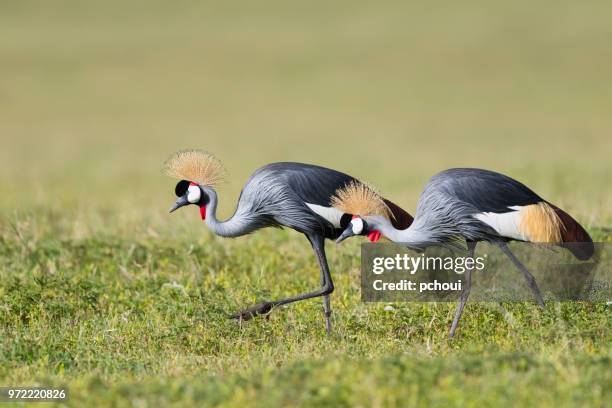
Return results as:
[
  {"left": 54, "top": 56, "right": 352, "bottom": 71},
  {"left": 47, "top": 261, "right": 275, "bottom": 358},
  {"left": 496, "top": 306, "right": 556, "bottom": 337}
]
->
[
  {"left": 165, "top": 150, "right": 413, "bottom": 334},
  {"left": 333, "top": 168, "right": 594, "bottom": 337}
]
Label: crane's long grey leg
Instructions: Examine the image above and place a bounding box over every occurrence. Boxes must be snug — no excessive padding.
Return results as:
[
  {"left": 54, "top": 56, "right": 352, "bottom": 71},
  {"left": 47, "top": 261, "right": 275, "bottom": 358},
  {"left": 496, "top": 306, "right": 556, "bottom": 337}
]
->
[
  {"left": 318, "top": 252, "right": 333, "bottom": 335},
  {"left": 231, "top": 234, "right": 335, "bottom": 333},
  {"left": 298, "top": 233, "right": 333, "bottom": 333},
  {"left": 498, "top": 242, "right": 545, "bottom": 308},
  {"left": 311, "top": 234, "right": 333, "bottom": 335},
  {"left": 449, "top": 241, "right": 476, "bottom": 338}
]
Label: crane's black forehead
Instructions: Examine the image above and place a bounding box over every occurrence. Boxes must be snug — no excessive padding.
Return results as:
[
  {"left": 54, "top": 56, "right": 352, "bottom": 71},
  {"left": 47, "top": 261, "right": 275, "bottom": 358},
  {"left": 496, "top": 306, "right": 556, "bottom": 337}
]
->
[
  {"left": 175, "top": 180, "right": 190, "bottom": 196},
  {"left": 339, "top": 213, "right": 352, "bottom": 229}
]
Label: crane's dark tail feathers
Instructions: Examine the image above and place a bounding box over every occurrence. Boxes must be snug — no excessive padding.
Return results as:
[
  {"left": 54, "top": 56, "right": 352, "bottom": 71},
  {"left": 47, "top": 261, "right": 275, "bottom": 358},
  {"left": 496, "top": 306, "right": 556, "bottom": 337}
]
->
[
  {"left": 550, "top": 204, "right": 594, "bottom": 261},
  {"left": 383, "top": 199, "right": 414, "bottom": 230}
]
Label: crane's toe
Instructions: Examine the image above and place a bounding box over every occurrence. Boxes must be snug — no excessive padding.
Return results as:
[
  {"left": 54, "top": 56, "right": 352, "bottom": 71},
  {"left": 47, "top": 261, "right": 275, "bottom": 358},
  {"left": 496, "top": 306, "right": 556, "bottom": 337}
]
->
[{"left": 230, "top": 301, "right": 274, "bottom": 320}]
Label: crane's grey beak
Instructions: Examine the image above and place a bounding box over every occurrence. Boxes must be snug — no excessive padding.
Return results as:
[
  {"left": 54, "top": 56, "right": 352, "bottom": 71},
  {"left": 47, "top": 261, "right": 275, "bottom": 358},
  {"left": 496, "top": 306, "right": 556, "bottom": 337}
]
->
[
  {"left": 336, "top": 228, "right": 355, "bottom": 244},
  {"left": 169, "top": 195, "right": 189, "bottom": 213}
]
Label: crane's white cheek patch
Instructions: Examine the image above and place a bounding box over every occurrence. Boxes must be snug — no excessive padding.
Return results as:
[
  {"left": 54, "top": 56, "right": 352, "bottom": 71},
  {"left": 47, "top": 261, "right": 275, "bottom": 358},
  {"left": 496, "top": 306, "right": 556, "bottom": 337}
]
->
[
  {"left": 187, "top": 186, "right": 201, "bottom": 203},
  {"left": 351, "top": 218, "right": 364, "bottom": 234},
  {"left": 473, "top": 207, "right": 526, "bottom": 241},
  {"left": 305, "top": 203, "right": 343, "bottom": 227}
]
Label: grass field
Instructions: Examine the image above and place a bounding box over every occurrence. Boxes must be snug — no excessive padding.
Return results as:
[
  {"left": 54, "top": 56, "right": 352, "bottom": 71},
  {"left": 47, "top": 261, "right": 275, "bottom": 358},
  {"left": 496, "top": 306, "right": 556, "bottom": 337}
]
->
[{"left": 1, "top": 1, "right": 611, "bottom": 406}]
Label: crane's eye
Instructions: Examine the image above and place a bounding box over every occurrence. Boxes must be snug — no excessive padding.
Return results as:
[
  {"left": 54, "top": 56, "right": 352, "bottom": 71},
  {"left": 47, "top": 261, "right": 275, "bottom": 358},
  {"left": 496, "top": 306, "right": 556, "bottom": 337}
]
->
[
  {"left": 351, "top": 217, "right": 364, "bottom": 234},
  {"left": 187, "top": 185, "right": 201, "bottom": 204}
]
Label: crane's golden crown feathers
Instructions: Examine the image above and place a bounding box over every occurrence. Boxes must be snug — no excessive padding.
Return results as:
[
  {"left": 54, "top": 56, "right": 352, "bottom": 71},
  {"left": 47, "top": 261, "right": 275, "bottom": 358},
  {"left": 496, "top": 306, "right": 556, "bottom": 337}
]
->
[
  {"left": 331, "top": 181, "right": 392, "bottom": 219},
  {"left": 163, "top": 150, "right": 226, "bottom": 187}
]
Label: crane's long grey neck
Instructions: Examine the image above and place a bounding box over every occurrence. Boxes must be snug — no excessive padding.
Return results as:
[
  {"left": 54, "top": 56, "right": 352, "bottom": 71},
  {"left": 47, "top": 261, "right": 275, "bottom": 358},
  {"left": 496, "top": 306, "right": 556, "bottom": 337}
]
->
[
  {"left": 373, "top": 218, "right": 434, "bottom": 249},
  {"left": 203, "top": 189, "right": 249, "bottom": 238}
]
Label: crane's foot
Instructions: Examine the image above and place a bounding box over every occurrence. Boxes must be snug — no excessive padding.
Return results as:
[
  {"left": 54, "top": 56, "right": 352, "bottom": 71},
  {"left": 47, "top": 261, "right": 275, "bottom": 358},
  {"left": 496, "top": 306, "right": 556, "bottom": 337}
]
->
[{"left": 230, "top": 301, "right": 274, "bottom": 321}]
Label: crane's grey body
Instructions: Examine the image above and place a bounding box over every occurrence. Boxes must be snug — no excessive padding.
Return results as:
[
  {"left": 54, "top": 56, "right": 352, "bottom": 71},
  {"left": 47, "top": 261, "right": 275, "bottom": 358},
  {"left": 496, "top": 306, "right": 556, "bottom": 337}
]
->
[
  {"left": 204, "top": 162, "right": 357, "bottom": 239},
  {"left": 173, "top": 161, "right": 412, "bottom": 334},
  {"left": 200, "top": 162, "right": 355, "bottom": 333},
  {"left": 347, "top": 168, "right": 589, "bottom": 337},
  {"left": 374, "top": 168, "right": 544, "bottom": 249}
]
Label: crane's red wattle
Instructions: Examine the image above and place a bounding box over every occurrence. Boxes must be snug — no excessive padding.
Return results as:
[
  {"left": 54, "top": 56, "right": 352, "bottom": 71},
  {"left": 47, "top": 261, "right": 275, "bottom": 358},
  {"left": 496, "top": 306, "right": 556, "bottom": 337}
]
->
[
  {"left": 200, "top": 206, "right": 206, "bottom": 220},
  {"left": 368, "top": 230, "right": 381, "bottom": 242}
]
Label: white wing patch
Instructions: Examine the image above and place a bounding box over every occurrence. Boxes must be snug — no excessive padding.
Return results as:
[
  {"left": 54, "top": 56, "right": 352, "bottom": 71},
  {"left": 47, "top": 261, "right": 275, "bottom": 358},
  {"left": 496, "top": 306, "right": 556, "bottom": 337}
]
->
[
  {"left": 306, "top": 203, "right": 344, "bottom": 227},
  {"left": 473, "top": 206, "right": 527, "bottom": 241}
]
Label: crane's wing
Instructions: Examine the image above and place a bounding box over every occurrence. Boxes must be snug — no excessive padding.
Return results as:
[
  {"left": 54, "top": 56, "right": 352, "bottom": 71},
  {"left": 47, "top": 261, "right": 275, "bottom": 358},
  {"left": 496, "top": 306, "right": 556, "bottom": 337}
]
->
[
  {"left": 429, "top": 168, "right": 544, "bottom": 213},
  {"left": 429, "top": 168, "right": 593, "bottom": 259},
  {"left": 266, "top": 162, "right": 357, "bottom": 207},
  {"left": 272, "top": 163, "right": 413, "bottom": 227},
  {"left": 246, "top": 162, "right": 413, "bottom": 236},
  {"left": 383, "top": 199, "right": 414, "bottom": 229}
]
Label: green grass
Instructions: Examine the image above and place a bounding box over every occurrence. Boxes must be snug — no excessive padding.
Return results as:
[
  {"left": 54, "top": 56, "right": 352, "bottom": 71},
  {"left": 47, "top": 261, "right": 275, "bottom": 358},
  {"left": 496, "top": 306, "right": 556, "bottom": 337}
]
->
[
  {"left": 1, "top": 213, "right": 610, "bottom": 406},
  {"left": 1, "top": 1, "right": 611, "bottom": 406}
]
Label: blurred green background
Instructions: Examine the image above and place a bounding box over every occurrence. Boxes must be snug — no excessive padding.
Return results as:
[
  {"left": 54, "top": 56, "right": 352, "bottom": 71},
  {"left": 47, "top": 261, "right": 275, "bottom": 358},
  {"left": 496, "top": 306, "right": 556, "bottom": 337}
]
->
[
  {"left": 1, "top": 0, "right": 611, "bottom": 227},
  {"left": 1, "top": 2, "right": 611, "bottom": 406}
]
